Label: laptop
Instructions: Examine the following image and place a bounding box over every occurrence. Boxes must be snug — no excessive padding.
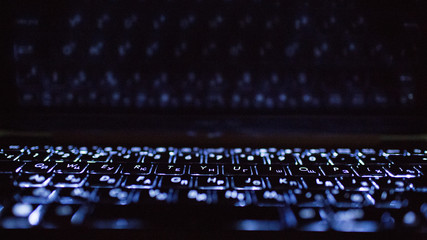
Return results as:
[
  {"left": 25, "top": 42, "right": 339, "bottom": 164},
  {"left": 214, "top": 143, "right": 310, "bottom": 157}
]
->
[{"left": 1, "top": 0, "right": 426, "bottom": 239}]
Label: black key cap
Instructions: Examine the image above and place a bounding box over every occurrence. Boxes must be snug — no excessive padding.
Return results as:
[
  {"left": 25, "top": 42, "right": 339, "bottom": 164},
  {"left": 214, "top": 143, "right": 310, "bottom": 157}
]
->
[
  {"left": 21, "top": 162, "right": 56, "bottom": 174},
  {"left": 353, "top": 165, "right": 387, "bottom": 177},
  {"left": 56, "top": 188, "right": 95, "bottom": 204},
  {"left": 155, "top": 164, "right": 185, "bottom": 175},
  {"left": 121, "top": 163, "right": 152, "bottom": 175},
  {"left": 360, "top": 155, "right": 390, "bottom": 165},
  {"left": 216, "top": 190, "right": 251, "bottom": 206},
  {"left": 85, "top": 174, "right": 121, "bottom": 188},
  {"left": 269, "top": 154, "right": 297, "bottom": 165},
  {"left": 54, "top": 163, "right": 88, "bottom": 174},
  {"left": 232, "top": 176, "right": 265, "bottom": 190},
  {"left": 196, "top": 176, "right": 228, "bottom": 189},
  {"left": 253, "top": 190, "right": 287, "bottom": 206},
  {"left": 302, "top": 177, "right": 339, "bottom": 190},
  {"left": 160, "top": 176, "right": 192, "bottom": 189},
  {"left": 268, "top": 177, "right": 304, "bottom": 190},
  {"left": 93, "top": 188, "right": 134, "bottom": 204},
  {"left": 256, "top": 165, "right": 286, "bottom": 176},
  {"left": 384, "top": 165, "right": 419, "bottom": 178},
  {"left": 223, "top": 165, "right": 252, "bottom": 176},
  {"left": 142, "top": 152, "right": 171, "bottom": 163},
  {"left": 135, "top": 189, "right": 172, "bottom": 204},
  {"left": 320, "top": 165, "right": 354, "bottom": 177},
  {"left": 189, "top": 164, "right": 218, "bottom": 176},
  {"left": 206, "top": 153, "right": 233, "bottom": 164},
  {"left": 88, "top": 163, "right": 120, "bottom": 174},
  {"left": 110, "top": 152, "right": 141, "bottom": 163},
  {"left": 329, "top": 190, "right": 374, "bottom": 208},
  {"left": 0, "top": 203, "right": 43, "bottom": 228},
  {"left": 236, "top": 154, "right": 265, "bottom": 164},
  {"left": 123, "top": 175, "right": 157, "bottom": 189},
  {"left": 0, "top": 162, "right": 24, "bottom": 173},
  {"left": 51, "top": 174, "right": 87, "bottom": 188},
  {"left": 57, "top": 188, "right": 94, "bottom": 204},
  {"left": 0, "top": 152, "right": 21, "bottom": 161},
  {"left": 18, "top": 152, "right": 50, "bottom": 162},
  {"left": 388, "top": 155, "right": 427, "bottom": 165},
  {"left": 289, "top": 189, "right": 328, "bottom": 207},
  {"left": 42, "top": 204, "right": 87, "bottom": 227},
  {"left": 336, "top": 177, "right": 373, "bottom": 191},
  {"left": 372, "top": 178, "right": 408, "bottom": 191},
  {"left": 176, "top": 189, "right": 212, "bottom": 205},
  {"left": 78, "top": 153, "right": 109, "bottom": 163},
  {"left": 49, "top": 152, "right": 80, "bottom": 162},
  {"left": 330, "top": 155, "right": 360, "bottom": 165},
  {"left": 370, "top": 191, "right": 408, "bottom": 208},
  {"left": 300, "top": 154, "right": 329, "bottom": 165},
  {"left": 175, "top": 153, "right": 202, "bottom": 164},
  {"left": 16, "top": 187, "right": 57, "bottom": 204},
  {"left": 288, "top": 166, "right": 320, "bottom": 177},
  {"left": 407, "top": 177, "right": 427, "bottom": 191},
  {"left": 292, "top": 207, "right": 329, "bottom": 231},
  {"left": 16, "top": 173, "right": 52, "bottom": 187}
]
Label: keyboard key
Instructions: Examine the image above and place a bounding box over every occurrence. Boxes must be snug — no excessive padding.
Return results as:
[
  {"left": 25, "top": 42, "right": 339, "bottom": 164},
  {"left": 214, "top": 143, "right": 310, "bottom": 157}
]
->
[
  {"left": 253, "top": 190, "right": 287, "bottom": 206},
  {"left": 289, "top": 189, "right": 328, "bottom": 207},
  {"left": 18, "top": 152, "right": 50, "bottom": 162},
  {"left": 359, "top": 155, "right": 390, "bottom": 165},
  {"left": 353, "top": 165, "right": 387, "bottom": 177},
  {"left": 176, "top": 189, "right": 213, "bottom": 205},
  {"left": 57, "top": 188, "right": 94, "bottom": 204},
  {"left": 330, "top": 155, "right": 360, "bottom": 165},
  {"left": 189, "top": 164, "right": 219, "bottom": 176},
  {"left": 196, "top": 176, "right": 228, "bottom": 189},
  {"left": 16, "top": 188, "right": 57, "bottom": 204},
  {"left": 302, "top": 177, "right": 339, "bottom": 190},
  {"left": 53, "top": 163, "right": 88, "bottom": 174},
  {"left": 135, "top": 189, "right": 172, "bottom": 204},
  {"left": 93, "top": 188, "right": 134, "bottom": 204},
  {"left": 384, "top": 166, "right": 420, "bottom": 178},
  {"left": 85, "top": 174, "right": 121, "bottom": 188},
  {"left": 388, "top": 155, "right": 427, "bottom": 165},
  {"left": 206, "top": 153, "right": 233, "bottom": 164},
  {"left": 159, "top": 176, "right": 192, "bottom": 189},
  {"left": 216, "top": 190, "right": 251, "bottom": 206},
  {"left": 88, "top": 163, "right": 120, "bottom": 174},
  {"left": 268, "top": 177, "right": 304, "bottom": 190},
  {"left": 329, "top": 190, "right": 374, "bottom": 208},
  {"left": 42, "top": 204, "right": 87, "bottom": 227},
  {"left": 21, "top": 162, "right": 56, "bottom": 174},
  {"left": 292, "top": 207, "right": 329, "bottom": 231},
  {"left": 256, "top": 165, "right": 286, "bottom": 176},
  {"left": 337, "top": 177, "right": 373, "bottom": 191},
  {"left": 121, "top": 163, "right": 152, "bottom": 175},
  {"left": 232, "top": 176, "right": 265, "bottom": 190},
  {"left": 123, "top": 175, "right": 157, "bottom": 189},
  {"left": 51, "top": 174, "right": 87, "bottom": 188},
  {"left": 300, "top": 154, "right": 329, "bottom": 165},
  {"left": 110, "top": 153, "right": 141, "bottom": 163},
  {"left": 288, "top": 166, "right": 321, "bottom": 177},
  {"left": 236, "top": 154, "right": 265, "bottom": 164},
  {"left": 269, "top": 154, "right": 297, "bottom": 165},
  {"left": 78, "top": 153, "right": 109, "bottom": 163},
  {"left": 16, "top": 173, "right": 52, "bottom": 188},
  {"left": 174, "top": 153, "right": 202, "bottom": 164},
  {"left": 320, "top": 165, "right": 354, "bottom": 177},
  {"left": 371, "top": 178, "right": 408, "bottom": 191},
  {"left": 143, "top": 152, "right": 171, "bottom": 163},
  {"left": 155, "top": 164, "right": 186, "bottom": 175},
  {"left": 223, "top": 165, "right": 252, "bottom": 176}
]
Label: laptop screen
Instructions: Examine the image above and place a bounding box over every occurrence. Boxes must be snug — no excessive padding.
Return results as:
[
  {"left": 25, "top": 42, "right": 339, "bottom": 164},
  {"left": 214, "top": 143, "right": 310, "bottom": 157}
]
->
[{"left": 4, "top": 0, "right": 427, "bottom": 118}]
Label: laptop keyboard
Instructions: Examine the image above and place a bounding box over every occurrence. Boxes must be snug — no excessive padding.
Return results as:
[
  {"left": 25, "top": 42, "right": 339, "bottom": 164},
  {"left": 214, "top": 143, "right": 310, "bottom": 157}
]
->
[{"left": 0, "top": 145, "right": 426, "bottom": 231}]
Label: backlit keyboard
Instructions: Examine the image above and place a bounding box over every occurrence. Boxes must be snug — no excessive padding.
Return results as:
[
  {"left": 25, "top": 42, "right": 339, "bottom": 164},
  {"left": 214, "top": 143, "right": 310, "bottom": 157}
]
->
[{"left": 0, "top": 145, "right": 426, "bottom": 231}]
